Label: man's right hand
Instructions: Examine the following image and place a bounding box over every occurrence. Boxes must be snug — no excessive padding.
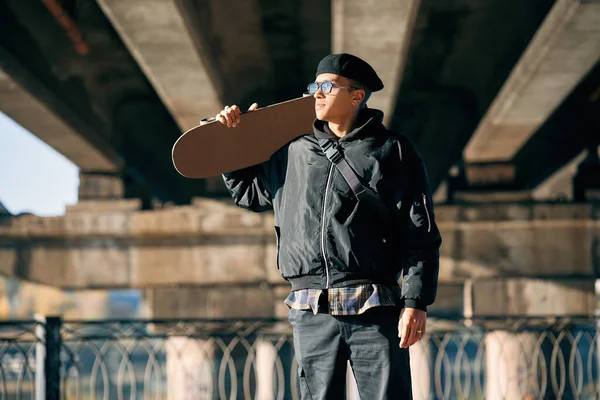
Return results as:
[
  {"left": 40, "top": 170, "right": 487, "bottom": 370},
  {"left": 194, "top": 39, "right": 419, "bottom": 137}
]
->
[{"left": 215, "top": 103, "right": 258, "bottom": 128}]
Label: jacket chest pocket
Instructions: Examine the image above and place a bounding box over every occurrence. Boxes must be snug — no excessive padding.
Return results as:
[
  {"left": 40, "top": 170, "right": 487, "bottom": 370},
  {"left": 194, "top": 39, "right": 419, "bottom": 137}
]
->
[
  {"left": 274, "top": 226, "right": 281, "bottom": 269},
  {"left": 410, "top": 193, "right": 432, "bottom": 233}
]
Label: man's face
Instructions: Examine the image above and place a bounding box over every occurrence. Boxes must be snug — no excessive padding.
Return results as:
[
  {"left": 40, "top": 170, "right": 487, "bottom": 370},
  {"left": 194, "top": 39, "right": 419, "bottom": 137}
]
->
[{"left": 313, "top": 73, "right": 360, "bottom": 122}]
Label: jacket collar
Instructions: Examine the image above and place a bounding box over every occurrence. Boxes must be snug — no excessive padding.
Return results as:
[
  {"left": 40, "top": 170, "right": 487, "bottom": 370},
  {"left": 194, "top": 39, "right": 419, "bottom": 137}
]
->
[{"left": 313, "top": 108, "right": 384, "bottom": 142}]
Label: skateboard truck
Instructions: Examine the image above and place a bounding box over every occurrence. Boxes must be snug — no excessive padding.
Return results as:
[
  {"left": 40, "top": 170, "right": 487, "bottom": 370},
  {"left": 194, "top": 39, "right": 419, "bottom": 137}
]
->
[
  {"left": 199, "top": 117, "right": 216, "bottom": 126},
  {"left": 199, "top": 94, "right": 311, "bottom": 126}
]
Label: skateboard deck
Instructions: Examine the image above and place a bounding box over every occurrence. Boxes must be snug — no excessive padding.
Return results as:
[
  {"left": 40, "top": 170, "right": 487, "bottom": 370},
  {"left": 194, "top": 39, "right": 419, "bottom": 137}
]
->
[{"left": 172, "top": 96, "right": 316, "bottom": 179}]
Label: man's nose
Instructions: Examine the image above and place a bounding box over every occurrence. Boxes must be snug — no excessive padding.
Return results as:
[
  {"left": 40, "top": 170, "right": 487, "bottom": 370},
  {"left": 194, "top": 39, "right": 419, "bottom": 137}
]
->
[{"left": 313, "top": 88, "right": 325, "bottom": 98}]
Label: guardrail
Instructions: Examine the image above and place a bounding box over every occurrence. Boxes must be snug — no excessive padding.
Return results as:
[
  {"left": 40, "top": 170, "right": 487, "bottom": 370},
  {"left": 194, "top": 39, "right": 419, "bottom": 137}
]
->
[{"left": 0, "top": 316, "right": 597, "bottom": 399}]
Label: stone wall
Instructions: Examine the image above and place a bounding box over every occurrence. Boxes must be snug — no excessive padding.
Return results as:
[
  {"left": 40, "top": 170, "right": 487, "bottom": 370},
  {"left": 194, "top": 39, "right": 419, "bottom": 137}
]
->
[{"left": 0, "top": 198, "right": 597, "bottom": 318}]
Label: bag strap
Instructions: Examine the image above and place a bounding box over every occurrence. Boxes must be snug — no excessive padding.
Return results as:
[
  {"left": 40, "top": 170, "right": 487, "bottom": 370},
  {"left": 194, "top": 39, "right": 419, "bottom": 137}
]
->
[{"left": 318, "top": 138, "right": 389, "bottom": 219}]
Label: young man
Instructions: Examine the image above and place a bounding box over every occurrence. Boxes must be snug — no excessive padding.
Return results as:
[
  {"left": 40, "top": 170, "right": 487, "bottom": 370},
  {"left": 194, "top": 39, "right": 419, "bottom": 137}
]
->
[{"left": 217, "top": 53, "right": 441, "bottom": 399}]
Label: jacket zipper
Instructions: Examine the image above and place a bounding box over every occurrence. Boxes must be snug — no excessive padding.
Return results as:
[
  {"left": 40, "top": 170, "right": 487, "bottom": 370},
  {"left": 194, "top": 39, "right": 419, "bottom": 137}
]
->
[
  {"left": 422, "top": 193, "right": 431, "bottom": 232},
  {"left": 321, "top": 164, "right": 334, "bottom": 288}
]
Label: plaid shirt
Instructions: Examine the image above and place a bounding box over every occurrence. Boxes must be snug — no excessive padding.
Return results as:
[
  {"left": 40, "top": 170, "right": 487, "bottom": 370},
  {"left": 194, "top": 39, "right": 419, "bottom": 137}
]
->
[{"left": 284, "top": 284, "right": 403, "bottom": 316}]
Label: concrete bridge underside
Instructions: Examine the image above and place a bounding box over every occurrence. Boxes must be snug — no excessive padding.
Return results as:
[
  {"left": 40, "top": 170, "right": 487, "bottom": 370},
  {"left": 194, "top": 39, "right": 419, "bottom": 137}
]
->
[
  {"left": 1, "top": 0, "right": 598, "bottom": 205},
  {"left": 1, "top": 0, "right": 600, "bottom": 327}
]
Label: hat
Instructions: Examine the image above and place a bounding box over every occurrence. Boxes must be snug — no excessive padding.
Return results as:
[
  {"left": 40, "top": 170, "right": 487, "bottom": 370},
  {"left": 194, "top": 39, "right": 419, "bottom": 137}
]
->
[{"left": 315, "top": 53, "right": 384, "bottom": 92}]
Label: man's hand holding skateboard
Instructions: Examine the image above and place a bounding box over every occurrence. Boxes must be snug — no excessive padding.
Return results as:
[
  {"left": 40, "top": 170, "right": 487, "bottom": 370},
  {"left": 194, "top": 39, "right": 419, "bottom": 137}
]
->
[{"left": 215, "top": 103, "right": 258, "bottom": 128}]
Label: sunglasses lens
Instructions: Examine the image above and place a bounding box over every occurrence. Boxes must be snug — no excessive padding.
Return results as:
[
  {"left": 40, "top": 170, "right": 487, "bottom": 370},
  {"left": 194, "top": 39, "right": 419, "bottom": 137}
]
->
[
  {"left": 321, "top": 81, "right": 333, "bottom": 94},
  {"left": 307, "top": 83, "right": 318, "bottom": 95}
]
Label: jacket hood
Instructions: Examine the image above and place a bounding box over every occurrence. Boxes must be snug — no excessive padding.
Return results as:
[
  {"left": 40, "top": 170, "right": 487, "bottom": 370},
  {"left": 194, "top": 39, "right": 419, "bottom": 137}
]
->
[{"left": 313, "top": 108, "right": 385, "bottom": 142}]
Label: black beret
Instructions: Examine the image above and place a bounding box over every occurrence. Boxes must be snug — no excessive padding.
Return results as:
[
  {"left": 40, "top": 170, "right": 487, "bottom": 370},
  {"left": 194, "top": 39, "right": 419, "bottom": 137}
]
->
[{"left": 316, "top": 53, "right": 384, "bottom": 92}]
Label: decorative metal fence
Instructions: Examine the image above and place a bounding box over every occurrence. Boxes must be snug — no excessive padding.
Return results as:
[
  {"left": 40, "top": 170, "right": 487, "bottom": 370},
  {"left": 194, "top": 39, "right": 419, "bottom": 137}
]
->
[{"left": 0, "top": 316, "right": 597, "bottom": 399}]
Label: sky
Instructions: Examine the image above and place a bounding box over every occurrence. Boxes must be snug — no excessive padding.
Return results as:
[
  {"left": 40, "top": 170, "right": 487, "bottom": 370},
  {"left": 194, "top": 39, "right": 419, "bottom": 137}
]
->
[{"left": 0, "top": 111, "right": 79, "bottom": 216}]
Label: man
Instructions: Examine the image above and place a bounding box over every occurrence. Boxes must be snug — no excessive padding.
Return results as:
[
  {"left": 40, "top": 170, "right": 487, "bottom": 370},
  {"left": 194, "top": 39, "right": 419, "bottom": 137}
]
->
[{"left": 217, "top": 53, "right": 441, "bottom": 399}]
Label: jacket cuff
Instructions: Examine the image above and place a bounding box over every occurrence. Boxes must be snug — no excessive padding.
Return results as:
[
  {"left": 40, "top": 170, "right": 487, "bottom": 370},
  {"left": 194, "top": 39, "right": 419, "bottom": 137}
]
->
[{"left": 403, "top": 299, "right": 427, "bottom": 311}]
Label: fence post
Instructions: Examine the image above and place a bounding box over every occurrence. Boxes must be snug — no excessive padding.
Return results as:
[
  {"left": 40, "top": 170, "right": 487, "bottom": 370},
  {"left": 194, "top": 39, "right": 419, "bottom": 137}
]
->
[
  {"left": 44, "top": 317, "right": 62, "bottom": 400},
  {"left": 34, "top": 315, "right": 46, "bottom": 400}
]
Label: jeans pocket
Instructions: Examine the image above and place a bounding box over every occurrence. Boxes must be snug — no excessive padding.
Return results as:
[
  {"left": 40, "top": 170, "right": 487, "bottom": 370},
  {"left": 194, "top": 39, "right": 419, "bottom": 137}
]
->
[{"left": 287, "top": 307, "right": 297, "bottom": 324}]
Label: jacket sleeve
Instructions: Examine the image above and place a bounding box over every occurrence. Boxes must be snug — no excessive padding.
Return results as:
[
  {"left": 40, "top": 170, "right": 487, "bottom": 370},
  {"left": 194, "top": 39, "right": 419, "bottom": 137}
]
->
[
  {"left": 396, "top": 138, "right": 442, "bottom": 311},
  {"left": 222, "top": 162, "right": 274, "bottom": 212}
]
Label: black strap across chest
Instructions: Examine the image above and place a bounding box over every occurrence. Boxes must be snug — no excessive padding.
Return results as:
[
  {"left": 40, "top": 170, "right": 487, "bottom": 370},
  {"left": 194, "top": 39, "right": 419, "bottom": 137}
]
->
[{"left": 317, "top": 138, "right": 389, "bottom": 219}]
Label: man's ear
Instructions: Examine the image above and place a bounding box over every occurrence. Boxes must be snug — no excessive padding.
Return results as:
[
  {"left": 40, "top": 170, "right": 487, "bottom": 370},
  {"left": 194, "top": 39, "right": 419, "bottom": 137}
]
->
[{"left": 353, "top": 89, "right": 365, "bottom": 105}]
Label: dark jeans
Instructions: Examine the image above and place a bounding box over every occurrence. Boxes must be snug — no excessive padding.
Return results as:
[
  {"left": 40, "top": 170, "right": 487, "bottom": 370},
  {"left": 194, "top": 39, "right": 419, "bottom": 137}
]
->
[{"left": 288, "top": 306, "right": 412, "bottom": 399}]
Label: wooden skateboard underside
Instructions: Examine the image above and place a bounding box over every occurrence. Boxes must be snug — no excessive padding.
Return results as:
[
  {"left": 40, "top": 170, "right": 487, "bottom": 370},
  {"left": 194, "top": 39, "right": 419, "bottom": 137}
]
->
[{"left": 172, "top": 96, "right": 315, "bottom": 179}]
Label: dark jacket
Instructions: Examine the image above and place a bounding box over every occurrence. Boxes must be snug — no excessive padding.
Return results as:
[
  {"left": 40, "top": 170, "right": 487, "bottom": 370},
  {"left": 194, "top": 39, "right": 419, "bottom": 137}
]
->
[{"left": 223, "top": 108, "right": 442, "bottom": 310}]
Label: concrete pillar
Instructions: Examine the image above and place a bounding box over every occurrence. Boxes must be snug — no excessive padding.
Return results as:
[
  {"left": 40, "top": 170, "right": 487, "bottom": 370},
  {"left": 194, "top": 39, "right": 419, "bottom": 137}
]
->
[
  {"left": 484, "top": 330, "right": 539, "bottom": 400},
  {"left": 346, "top": 360, "right": 360, "bottom": 400},
  {"left": 95, "top": 0, "right": 221, "bottom": 132},
  {"left": 255, "top": 340, "right": 278, "bottom": 400},
  {"left": 410, "top": 339, "right": 433, "bottom": 400},
  {"left": 331, "top": 0, "right": 420, "bottom": 124},
  {"left": 166, "top": 337, "right": 214, "bottom": 400},
  {"left": 464, "top": 0, "right": 600, "bottom": 169}
]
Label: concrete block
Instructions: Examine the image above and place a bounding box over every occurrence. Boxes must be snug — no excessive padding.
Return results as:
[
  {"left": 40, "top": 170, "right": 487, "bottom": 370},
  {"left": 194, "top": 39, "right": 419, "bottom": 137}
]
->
[
  {"left": 8, "top": 215, "right": 40, "bottom": 236},
  {"left": 437, "top": 229, "right": 458, "bottom": 281},
  {"left": 64, "top": 212, "right": 130, "bottom": 236},
  {"left": 428, "top": 282, "right": 462, "bottom": 316},
  {"left": 130, "top": 238, "right": 267, "bottom": 286},
  {"left": 465, "top": 278, "right": 595, "bottom": 317},
  {"left": 26, "top": 241, "right": 130, "bottom": 288},
  {"left": 209, "top": 284, "right": 275, "bottom": 318},
  {"left": 202, "top": 239, "right": 267, "bottom": 283},
  {"left": 274, "top": 284, "right": 292, "bottom": 319},
  {"left": 458, "top": 204, "right": 532, "bottom": 222},
  {"left": 78, "top": 174, "right": 124, "bottom": 199},
  {"left": 434, "top": 206, "right": 460, "bottom": 222},
  {"left": 67, "top": 242, "right": 130, "bottom": 288},
  {"left": 200, "top": 211, "right": 264, "bottom": 232},
  {"left": 28, "top": 245, "right": 70, "bottom": 286},
  {"left": 463, "top": 164, "right": 516, "bottom": 187},
  {"left": 264, "top": 242, "right": 284, "bottom": 284},
  {"left": 148, "top": 285, "right": 275, "bottom": 319},
  {"left": 0, "top": 247, "right": 16, "bottom": 277},
  {"left": 456, "top": 222, "right": 594, "bottom": 277},
  {"left": 533, "top": 203, "right": 593, "bottom": 220},
  {"left": 130, "top": 208, "right": 200, "bottom": 235},
  {"left": 23, "top": 216, "right": 66, "bottom": 236},
  {"left": 67, "top": 199, "right": 141, "bottom": 212},
  {"left": 191, "top": 198, "right": 237, "bottom": 210},
  {"left": 130, "top": 243, "right": 203, "bottom": 286}
]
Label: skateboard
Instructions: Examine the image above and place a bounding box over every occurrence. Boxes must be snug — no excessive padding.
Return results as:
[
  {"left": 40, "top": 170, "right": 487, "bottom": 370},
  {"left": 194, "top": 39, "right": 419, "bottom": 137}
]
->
[{"left": 172, "top": 96, "right": 316, "bottom": 179}]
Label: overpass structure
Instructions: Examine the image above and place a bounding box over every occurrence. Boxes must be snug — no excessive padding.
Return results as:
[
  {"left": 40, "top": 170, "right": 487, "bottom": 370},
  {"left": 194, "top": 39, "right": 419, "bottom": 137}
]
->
[
  {"left": 1, "top": 0, "right": 600, "bottom": 396},
  {"left": 1, "top": 0, "right": 599, "bottom": 319},
  {"left": 0, "top": 0, "right": 600, "bottom": 315},
  {"left": 1, "top": 0, "right": 597, "bottom": 203}
]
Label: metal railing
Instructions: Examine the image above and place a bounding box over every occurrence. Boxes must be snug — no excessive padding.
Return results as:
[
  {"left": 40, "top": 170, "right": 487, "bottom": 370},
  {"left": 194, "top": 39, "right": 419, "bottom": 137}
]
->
[{"left": 0, "top": 316, "right": 597, "bottom": 399}]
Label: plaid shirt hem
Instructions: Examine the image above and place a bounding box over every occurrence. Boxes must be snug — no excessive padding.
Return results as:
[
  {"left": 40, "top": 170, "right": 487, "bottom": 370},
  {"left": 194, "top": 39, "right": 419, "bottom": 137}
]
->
[{"left": 284, "top": 284, "right": 403, "bottom": 316}]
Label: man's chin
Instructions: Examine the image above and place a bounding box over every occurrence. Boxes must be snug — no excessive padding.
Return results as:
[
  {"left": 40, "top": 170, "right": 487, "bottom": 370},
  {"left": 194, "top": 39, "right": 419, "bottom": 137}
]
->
[{"left": 315, "top": 110, "right": 328, "bottom": 121}]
